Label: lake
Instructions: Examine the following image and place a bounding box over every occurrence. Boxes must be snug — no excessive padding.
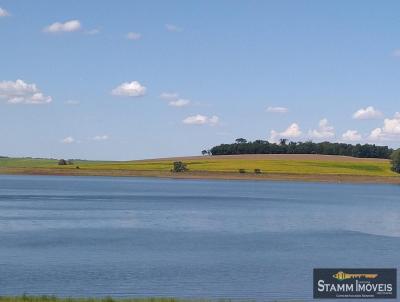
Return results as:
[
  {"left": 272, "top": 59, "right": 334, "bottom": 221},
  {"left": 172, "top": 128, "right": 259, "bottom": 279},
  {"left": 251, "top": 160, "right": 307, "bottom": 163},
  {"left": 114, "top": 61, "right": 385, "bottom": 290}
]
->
[{"left": 0, "top": 175, "right": 399, "bottom": 301}]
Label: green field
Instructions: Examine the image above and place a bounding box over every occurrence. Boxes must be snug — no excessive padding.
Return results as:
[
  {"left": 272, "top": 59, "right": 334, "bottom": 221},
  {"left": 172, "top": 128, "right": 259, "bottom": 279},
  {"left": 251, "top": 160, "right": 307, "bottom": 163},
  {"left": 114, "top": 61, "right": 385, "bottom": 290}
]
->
[{"left": 0, "top": 155, "right": 397, "bottom": 178}]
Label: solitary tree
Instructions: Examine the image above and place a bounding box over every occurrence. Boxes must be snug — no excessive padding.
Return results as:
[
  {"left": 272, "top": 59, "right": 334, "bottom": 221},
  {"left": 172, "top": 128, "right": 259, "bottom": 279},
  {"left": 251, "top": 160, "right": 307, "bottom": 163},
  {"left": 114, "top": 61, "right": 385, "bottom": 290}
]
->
[
  {"left": 391, "top": 149, "right": 400, "bottom": 173},
  {"left": 172, "top": 161, "right": 188, "bottom": 172},
  {"left": 58, "top": 159, "right": 67, "bottom": 165}
]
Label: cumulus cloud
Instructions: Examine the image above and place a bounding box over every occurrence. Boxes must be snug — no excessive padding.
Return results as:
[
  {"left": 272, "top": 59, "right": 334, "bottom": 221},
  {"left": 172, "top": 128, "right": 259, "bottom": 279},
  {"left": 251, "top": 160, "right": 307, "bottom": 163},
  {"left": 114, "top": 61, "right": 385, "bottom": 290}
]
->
[
  {"left": 61, "top": 136, "right": 75, "bottom": 144},
  {"left": 368, "top": 113, "right": 400, "bottom": 141},
  {"left": 169, "top": 99, "right": 190, "bottom": 107},
  {"left": 112, "top": 81, "right": 146, "bottom": 97},
  {"left": 342, "top": 130, "right": 362, "bottom": 141},
  {"left": 92, "top": 135, "right": 109, "bottom": 141},
  {"left": 165, "top": 24, "right": 183, "bottom": 32},
  {"left": 0, "top": 79, "right": 52, "bottom": 104},
  {"left": 266, "top": 106, "right": 288, "bottom": 113},
  {"left": 0, "top": 7, "right": 10, "bottom": 17},
  {"left": 270, "top": 123, "right": 302, "bottom": 142},
  {"left": 43, "top": 19, "right": 81, "bottom": 33},
  {"left": 353, "top": 106, "right": 383, "bottom": 120},
  {"left": 369, "top": 128, "right": 382, "bottom": 140},
  {"left": 126, "top": 32, "right": 141, "bottom": 40},
  {"left": 183, "top": 114, "right": 219, "bottom": 125},
  {"left": 160, "top": 92, "right": 190, "bottom": 107},
  {"left": 308, "top": 118, "right": 335, "bottom": 139}
]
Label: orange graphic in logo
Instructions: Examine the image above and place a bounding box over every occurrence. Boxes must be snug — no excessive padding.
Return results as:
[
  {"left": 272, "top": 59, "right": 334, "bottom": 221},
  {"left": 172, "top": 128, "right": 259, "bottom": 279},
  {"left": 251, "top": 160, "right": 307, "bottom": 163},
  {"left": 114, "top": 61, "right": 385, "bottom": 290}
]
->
[{"left": 332, "top": 271, "right": 378, "bottom": 281}]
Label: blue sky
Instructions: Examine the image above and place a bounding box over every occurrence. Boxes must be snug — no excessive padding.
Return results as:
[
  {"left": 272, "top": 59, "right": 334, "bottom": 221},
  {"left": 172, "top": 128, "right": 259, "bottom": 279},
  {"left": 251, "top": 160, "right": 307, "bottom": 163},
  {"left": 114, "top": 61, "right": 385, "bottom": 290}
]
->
[{"left": 0, "top": 1, "right": 399, "bottom": 160}]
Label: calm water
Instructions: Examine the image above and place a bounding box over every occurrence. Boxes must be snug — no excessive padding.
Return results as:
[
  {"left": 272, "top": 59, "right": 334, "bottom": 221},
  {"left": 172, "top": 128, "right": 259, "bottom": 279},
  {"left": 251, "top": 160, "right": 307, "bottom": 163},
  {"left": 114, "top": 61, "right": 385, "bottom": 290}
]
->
[{"left": 0, "top": 175, "right": 399, "bottom": 301}]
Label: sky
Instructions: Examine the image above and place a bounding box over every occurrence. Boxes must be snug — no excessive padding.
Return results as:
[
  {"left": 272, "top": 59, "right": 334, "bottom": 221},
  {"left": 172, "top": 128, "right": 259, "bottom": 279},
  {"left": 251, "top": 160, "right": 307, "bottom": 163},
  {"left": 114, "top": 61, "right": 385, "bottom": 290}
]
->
[{"left": 0, "top": 0, "right": 400, "bottom": 160}]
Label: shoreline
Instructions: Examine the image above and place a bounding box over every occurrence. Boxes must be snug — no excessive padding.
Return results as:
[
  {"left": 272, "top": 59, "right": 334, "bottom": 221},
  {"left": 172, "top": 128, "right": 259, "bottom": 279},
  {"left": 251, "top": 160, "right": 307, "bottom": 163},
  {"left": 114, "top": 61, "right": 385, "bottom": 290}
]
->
[{"left": 1, "top": 167, "right": 399, "bottom": 184}]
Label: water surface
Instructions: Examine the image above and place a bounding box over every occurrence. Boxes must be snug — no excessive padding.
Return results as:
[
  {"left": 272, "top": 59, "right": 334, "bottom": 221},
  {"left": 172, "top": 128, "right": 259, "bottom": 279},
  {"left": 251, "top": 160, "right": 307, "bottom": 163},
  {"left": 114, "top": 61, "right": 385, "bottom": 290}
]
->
[{"left": 0, "top": 175, "right": 399, "bottom": 301}]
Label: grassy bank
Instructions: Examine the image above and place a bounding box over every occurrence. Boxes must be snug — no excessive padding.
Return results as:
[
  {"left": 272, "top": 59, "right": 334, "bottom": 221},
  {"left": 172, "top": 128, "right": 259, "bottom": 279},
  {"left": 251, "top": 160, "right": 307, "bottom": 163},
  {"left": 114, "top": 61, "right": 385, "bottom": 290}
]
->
[{"left": 0, "top": 154, "right": 399, "bottom": 184}]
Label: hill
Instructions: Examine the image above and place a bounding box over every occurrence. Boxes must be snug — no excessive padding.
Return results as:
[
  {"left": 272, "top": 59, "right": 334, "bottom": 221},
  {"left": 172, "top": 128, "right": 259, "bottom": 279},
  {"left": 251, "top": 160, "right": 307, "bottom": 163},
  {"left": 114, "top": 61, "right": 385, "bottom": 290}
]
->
[{"left": 0, "top": 154, "right": 399, "bottom": 184}]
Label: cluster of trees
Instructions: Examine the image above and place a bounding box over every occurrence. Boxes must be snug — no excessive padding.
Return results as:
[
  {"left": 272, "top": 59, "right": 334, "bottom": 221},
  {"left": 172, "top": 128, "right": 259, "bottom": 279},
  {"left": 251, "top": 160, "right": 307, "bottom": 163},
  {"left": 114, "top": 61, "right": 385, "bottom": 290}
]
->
[
  {"left": 207, "top": 138, "right": 394, "bottom": 159},
  {"left": 391, "top": 150, "right": 400, "bottom": 173}
]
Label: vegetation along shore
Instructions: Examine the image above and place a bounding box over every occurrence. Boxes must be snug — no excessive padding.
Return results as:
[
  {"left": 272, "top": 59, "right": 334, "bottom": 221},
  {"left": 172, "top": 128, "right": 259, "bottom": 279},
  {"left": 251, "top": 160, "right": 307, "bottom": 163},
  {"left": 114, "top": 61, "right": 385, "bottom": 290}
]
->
[
  {"left": 0, "top": 154, "right": 399, "bottom": 184},
  {"left": 1, "top": 140, "right": 399, "bottom": 184}
]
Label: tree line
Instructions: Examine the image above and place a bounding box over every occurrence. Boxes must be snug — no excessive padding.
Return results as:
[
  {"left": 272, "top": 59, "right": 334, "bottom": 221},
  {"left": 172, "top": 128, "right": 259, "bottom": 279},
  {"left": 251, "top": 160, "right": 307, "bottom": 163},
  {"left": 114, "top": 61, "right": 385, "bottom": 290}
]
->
[{"left": 207, "top": 138, "right": 394, "bottom": 159}]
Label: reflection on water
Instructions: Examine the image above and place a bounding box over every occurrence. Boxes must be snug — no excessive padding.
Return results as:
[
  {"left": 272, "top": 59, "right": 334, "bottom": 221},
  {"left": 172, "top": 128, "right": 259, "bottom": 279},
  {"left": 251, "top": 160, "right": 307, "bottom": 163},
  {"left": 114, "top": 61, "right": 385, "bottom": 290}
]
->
[{"left": 0, "top": 175, "right": 399, "bottom": 301}]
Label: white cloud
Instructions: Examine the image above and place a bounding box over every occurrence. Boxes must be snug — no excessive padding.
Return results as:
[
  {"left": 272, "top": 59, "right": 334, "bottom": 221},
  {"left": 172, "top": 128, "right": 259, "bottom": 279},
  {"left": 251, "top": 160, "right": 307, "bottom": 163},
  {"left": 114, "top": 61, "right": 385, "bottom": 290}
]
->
[
  {"left": 160, "top": 92, "right": 191, "bottom": 107},
  {"left": 111, "top": 81, "right": 146, "bottom": 97},
  {"left": 165, "top": 24, "right": 183, "bottom": 32},
  {"left": 270, "top": 123, "right": 302, "bottom": 142},
  {"left": 0, "top": 79, "right": 52, "bottom": 104},
  {"left": 169, "top": 99, "right": 190, "bottom": 107},
  {"left": 382, "top": 117, "right": 400, "bottom": 134},
  {"left": 183, "top": 114, "right": 219, "bottom": 125},
  {"left": 61, "top": 136, "right": 75, "bottom": 144},
  {"left": 0, "top": 7, "right": 10, "bottom": 17},
  {"left": 368, "top": 113, "right": 400, "bottom": 141},
  {"left": 369, "top": 128, "right": 383, "bottom": 141},
  {"left": 92, "top": 135, "right": 109, "bottom": 141},
  {"left": 65, "top": 100, "right": 80, "bottom": 105},
  {"left": 160, "top": 92, "right": 179, "bottom": 99},
  {"left": 44, "top": 20, "right": 81, "bottom": 33},
  {"left": 208, "top": 115, "right": 219, "bottom": 125},
  {"left": 342, "top": 130, "right": 362, "bottom": 141},
  {"left": 308, "top": 118, "right": 335, "bottom": 139},
  {"left": 266, "top": 106, "right": 288, "bottom": 113},
  {"left": 353, "top": 106, "right": 383, "bottom": 120},
  {"left": 126, "top": 32, "right": 141, "bottom": 40}
]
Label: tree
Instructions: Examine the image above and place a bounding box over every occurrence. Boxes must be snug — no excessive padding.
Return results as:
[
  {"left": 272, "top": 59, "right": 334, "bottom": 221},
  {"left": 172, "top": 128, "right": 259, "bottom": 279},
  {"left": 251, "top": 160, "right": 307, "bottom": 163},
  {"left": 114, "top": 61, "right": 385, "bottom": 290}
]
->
[
  {"left": 208, "top": 138, "right": 393, "bottom": 159},
  {"left": 201, "top": 150, "right": 208, "bottom": 156},
  {"left": 172, "top": 161, "right": 188, "bottom": 172},
  {"left": 279, "top": 138, "right": 287, "bottom": 146},
  {"left": 58, "top": 159, "right": 67, "bottom": 165},
  {"left": 235, "top": 138, "right": 247, "bottom": 144},
  {"left": 391, "top": 149, "right": 400, "bottom": 173}
]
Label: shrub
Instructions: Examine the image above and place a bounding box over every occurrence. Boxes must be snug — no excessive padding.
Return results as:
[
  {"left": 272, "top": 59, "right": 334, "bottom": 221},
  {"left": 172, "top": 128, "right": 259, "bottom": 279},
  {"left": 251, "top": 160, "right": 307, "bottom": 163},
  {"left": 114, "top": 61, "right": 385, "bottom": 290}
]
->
[
  {"left": 254, "top": 168, "right": 261, "bottom": 174},
  {"left": 238, "top": 169, "right": 246, "bottom": 173},
  {"left": 58, "top": 159, "right": 67, "bottom": 165},
  {"left": 172, "top": 161, "right": 188, "bottom": 172},
  {"left": 391, "top": 149, "right": 400, "bottom": 173}
]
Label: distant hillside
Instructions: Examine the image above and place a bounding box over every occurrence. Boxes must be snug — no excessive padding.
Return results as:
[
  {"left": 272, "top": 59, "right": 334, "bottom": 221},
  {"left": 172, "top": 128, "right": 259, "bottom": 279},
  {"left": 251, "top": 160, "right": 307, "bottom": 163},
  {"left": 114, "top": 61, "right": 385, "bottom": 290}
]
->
[
  {"left": 0, "top": 154, "right": 399, "bottom": 184},
  {"left": 208, "top": 139, "right": 393, "bottom": 159}
]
